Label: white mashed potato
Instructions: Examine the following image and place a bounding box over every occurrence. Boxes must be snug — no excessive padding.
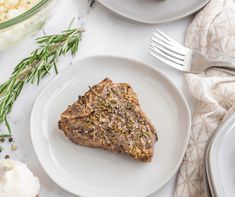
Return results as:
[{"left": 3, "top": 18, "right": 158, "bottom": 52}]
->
[
  {"left": 0, "top": 0, "right": 55, "bottom": 50},
  {"left": 0, "top": 0, "right": 40, "bottom": 23}
]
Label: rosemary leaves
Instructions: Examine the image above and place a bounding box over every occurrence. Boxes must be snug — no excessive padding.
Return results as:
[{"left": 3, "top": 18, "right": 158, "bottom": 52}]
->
[{"left": 0, "top": 28, "right": 83, "bottom": 139}]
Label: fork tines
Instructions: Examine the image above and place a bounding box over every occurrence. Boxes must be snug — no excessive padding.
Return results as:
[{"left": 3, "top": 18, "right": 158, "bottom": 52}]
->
[{"left": 149, "top": 29, "right": 189, "bottom": 71}]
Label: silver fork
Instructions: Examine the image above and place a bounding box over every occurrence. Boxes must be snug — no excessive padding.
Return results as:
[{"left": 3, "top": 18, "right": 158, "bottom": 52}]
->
[{"left": 149, "top": 29, "right": 235, "bottom": 74}]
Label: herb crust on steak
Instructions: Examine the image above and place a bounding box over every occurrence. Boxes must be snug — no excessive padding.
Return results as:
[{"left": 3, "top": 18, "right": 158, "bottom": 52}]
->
[{"left": 58, "top": 78, "right": 158, "bottom": 162}]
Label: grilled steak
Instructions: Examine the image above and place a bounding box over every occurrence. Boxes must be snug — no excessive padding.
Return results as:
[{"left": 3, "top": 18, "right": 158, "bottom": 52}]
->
[{"left": 58, "top": 78, "right": 158, "bottom": 162}]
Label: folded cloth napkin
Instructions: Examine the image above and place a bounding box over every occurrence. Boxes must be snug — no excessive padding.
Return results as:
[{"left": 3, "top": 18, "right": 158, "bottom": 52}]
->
[{"left": 175, "top": 0, "right": 235, "bottom": 196}]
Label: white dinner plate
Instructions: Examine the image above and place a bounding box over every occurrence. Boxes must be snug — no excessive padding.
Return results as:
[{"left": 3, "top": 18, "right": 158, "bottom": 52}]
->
[
  {"left": 206, "top": 111, "right": 235, "bottom": 197},
  {"left": 31, "top": 56, "right": 191, "bottom": 197},
  {"left": 97, "top": 0, "right": 209, "bottom": 24},
  {"left": 203, "top": 134, "right": 213, "bottom": 197}
]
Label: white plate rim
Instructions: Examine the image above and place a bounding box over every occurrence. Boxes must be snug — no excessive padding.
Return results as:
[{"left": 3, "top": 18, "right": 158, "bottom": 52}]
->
[
  {"left": 96, "top": 0, "right": 209, "bottom": 24},
  {"left": 30, "top": 55, "right": 191, "bottom": 196},
  {"left": 206, "top": 112, "right": 235, "bottom": 197}
]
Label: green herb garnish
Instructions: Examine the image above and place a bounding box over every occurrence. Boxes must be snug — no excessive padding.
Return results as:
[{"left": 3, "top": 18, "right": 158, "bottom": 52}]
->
[{"left": 0, "top": 28, "right": 83, "bottom": 142}]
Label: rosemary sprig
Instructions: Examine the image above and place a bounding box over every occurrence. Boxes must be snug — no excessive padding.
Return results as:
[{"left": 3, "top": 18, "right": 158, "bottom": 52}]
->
[{"left": 0, "top": 28, "right": 83, "bottom": 141}]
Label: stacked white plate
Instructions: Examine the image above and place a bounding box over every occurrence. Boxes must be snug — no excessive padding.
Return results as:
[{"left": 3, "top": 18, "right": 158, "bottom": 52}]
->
[
  {"left": 204, "top": 111, "right": 235, "bottom": 197},
  {"left": 97, "top": 0, "right": 209, "bottom": 24}
]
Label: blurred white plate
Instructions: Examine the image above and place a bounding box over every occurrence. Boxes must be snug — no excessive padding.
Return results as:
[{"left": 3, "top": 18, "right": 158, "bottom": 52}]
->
[
  {"left": 203, "top": 134, "right": 213, "bottom": 197},
  {"left": 97, "top": 0, "right": 209, "bottom": 24},
  {"left": 31, "top": 56, "right": 191, "bottom": 197},
  {"left": 207, "top": 111, "right": 235, "bottom": 197}
]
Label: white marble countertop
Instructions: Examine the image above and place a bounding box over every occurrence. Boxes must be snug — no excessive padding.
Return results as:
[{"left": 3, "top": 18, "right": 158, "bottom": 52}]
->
[{"left": 0, "top": 0, "right": 195, "bottom": 196}]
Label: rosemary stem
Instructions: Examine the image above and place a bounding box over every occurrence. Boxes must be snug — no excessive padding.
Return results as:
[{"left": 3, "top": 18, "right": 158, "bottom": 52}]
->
[{"left": 0, "top": 28, "right": 83, "bottom": 138}]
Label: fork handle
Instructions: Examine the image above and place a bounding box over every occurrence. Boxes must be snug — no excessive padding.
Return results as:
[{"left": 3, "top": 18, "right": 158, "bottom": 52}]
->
[
  {"left": 213, "top": 68, "right": 235, "bottom": 75},
  {"left": 191, "top": 53, "right": 235, "bottom": 73},
  {"left": 208, "top": 61, "right": 235, "bottom": 70}
]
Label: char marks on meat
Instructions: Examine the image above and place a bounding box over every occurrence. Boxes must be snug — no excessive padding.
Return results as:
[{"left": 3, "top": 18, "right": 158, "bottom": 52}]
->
[{"left": 58, "top": 78, "right": 158, "bottom": 162}]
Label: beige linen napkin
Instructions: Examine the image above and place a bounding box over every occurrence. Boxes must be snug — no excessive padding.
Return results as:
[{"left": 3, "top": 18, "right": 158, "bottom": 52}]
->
[{"left": 175, "top": 0, "right": 235, "bottom": 196}]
